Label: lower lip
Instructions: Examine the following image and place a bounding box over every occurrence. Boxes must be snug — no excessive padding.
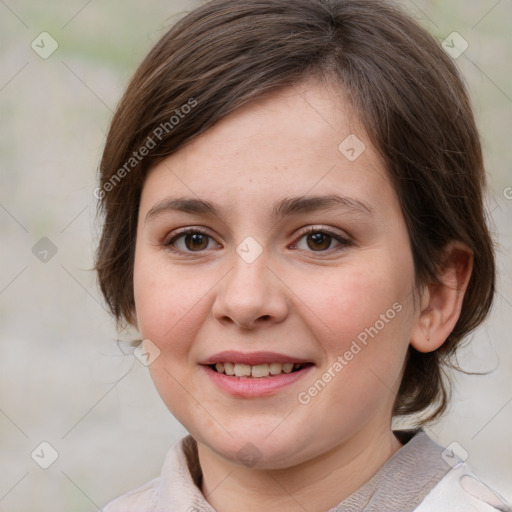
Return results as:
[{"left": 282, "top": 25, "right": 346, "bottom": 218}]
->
[{"left": 201, "top": 365, "right": 313, "bottom": 398}]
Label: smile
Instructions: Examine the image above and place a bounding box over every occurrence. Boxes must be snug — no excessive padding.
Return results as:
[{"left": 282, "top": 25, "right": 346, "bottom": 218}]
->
[
  {"left": 200, "top": 351, "right": 315, "bottom": 398},
  {"left": 210, "top": 362, "right": 308, "bottom": 378}
]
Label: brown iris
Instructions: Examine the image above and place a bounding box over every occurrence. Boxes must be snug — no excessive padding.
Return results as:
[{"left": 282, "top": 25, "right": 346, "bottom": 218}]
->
[
  {"left": 185, "top": 233, "right": 209, "bottom": 251},
  {"left": 307, "top": 232, "right": 332, "bottom": 251}
]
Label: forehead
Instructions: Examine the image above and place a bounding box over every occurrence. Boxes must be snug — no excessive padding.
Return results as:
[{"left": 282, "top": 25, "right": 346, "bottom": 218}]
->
[{"left": 140, "top": 80, "right": 397, "bottom": 219}]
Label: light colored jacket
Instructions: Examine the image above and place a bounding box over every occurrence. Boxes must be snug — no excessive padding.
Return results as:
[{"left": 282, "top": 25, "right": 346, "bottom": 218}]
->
[
  {"left": 416, "top": 464, "right": 512, "bottom": 511},
  {"left": 103, "top": 431, "right": 511, "bottom": 512}
]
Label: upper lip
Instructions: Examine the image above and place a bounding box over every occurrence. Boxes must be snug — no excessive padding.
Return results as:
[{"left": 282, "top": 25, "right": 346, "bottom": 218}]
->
[{"left": 200, "top": 351, "right": 313, "bottom": 366}]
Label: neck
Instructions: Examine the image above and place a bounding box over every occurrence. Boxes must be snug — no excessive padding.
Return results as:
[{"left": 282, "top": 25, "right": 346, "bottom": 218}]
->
[{"left": 197, "top": 426, "right": 402, "bottom": 512}]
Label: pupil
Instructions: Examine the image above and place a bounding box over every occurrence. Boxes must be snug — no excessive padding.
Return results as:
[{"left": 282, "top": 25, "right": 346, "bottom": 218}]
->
[
  {"left": 308, "top": 232, "right": 330, "bottom": 251},
  {"left": 186, "top": 233, "right": 208, "bottom": 251}
]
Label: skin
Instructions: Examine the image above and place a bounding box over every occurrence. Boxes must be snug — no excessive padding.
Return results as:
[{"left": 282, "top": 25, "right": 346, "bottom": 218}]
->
[{"left": 132, "top": 79, "right": 473, "bottom": 512}]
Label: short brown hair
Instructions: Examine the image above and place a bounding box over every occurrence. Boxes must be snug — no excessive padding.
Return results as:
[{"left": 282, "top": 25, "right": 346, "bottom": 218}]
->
[{"left": 95, "top": 0, "right": 495, "bottom": 422}]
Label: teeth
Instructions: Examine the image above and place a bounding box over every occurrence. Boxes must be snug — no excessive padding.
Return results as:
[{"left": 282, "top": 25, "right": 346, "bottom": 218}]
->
[
  {"left": 282, "top": 363, "right": 293, "bottom": 374},
  {"left": 269, "top": 363, "right": 282, "bottom": 375},
  {"left": 234, "top": 363, "right": 252, "bottom": 377},
  {"left": 251, "top": 363, "right": 269, "bottom": 378},
  {"left": 213, "top": 362, "right": 304, "bottom": 377},
  {"left": 224, "top": 362, "right": 235, "bottom": 376}
]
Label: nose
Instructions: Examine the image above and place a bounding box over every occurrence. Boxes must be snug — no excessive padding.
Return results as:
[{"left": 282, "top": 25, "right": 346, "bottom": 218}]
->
[{"left": 211, "top": 250, "right": 289, "bottom": 330}]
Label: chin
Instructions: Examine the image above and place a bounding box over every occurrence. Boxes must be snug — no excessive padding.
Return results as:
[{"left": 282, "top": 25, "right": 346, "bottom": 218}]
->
[{"left": 192, "top": 420, "right": 319, "bottom": 470}]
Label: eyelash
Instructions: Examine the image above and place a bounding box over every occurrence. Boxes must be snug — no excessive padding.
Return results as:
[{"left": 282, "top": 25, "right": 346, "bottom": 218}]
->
[
  {"left": 163, "top": 226, "right": 353, "bottom": 255},
  {"left": 292, "top": 227, "right": 353, "bottom": 253}
]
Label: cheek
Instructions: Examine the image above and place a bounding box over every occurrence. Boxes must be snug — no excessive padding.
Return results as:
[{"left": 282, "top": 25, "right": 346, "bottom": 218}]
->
[
  {"left": 291, "top": 253, "right": 416, "bottom": 415},
  {"left": 133, "top": 250, "right": 199, "bottom": 350},
  {"left": 132, "top": 254, "right": 208, "bottom": 412},
  {"left": 295, "top": 267, "right": 412, "bottom": 426},
  {"left": 292, "top": 255, "right": 414, "bottom": 352}
]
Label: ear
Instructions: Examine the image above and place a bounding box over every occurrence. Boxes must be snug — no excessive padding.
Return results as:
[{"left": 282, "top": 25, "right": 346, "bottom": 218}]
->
[{"left": 411, "top": 242, "right": 473, "bottom": 353}]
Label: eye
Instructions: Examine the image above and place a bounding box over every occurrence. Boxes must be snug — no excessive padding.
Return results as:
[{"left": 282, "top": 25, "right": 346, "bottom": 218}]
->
[
  {"left": 292, "top": 227, "right": 352, "bottom": 253},
  {"left": 164, "top": 228, "right": 219, "bottom": 253}
]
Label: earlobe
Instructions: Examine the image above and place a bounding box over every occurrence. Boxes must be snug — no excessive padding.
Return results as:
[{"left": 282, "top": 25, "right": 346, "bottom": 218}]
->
[{"left": 411, "top": 242, "right": 473, "bottom": 354}]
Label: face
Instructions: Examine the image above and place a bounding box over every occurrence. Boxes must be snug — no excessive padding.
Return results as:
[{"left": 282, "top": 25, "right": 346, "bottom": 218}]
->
[{"left": 133, "top": 80, "right": 421, "bottom": 470}]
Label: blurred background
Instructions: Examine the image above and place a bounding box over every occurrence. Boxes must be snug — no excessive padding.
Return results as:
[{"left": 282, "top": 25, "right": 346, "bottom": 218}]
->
[{"left": 0, "top": 1, "right": 511, "bottom": 510}]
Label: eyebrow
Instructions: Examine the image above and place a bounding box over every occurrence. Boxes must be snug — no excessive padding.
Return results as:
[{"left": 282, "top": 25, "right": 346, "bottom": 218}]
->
[{"left": 144, "top": 194, "right": 374, "bottom": 224}]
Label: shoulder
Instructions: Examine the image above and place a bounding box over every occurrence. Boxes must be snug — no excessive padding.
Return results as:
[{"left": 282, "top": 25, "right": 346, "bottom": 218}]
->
[
  {"left": 415, "top": 461, "right": 512, "bottom": 512},
  {"left": 102, "top": 477, "right": 160, "bottom": 512},
  {"left": 101, "top": 434, "right": 207, "bottom": 512}
]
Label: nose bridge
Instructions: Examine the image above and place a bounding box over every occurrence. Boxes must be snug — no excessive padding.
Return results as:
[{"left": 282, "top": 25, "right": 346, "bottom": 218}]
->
[
  {"left": 211, "top": 242, "right": 287, "bottom": 328},
  {"left": 227, "top": 243, "right": 273, "bottom": 304},
  {"left": 231, "top": 252, "right": 267, "bottom": 291}
]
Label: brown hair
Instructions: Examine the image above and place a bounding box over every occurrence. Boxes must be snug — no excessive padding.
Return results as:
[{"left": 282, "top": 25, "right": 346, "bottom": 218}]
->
[{"left": 95, "top": 0, "right": 495, "bottom": 422}]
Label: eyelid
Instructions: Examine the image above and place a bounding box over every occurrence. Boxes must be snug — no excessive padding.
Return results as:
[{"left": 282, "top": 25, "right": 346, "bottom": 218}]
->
[
  {"left": 163, "top": 224, "right": 353, "bottom": 256},
  {"left": 163, "top": 226, "right": 214, "bottom": 244},
  {"left": 163, "top": 227, "right": 221, "bottom": 254},
  {"left": 290, "top": 225, "right": 353, "bottom": 252},
  {"left": 294, "top": 225, "right": 351, "bottom": 242}
]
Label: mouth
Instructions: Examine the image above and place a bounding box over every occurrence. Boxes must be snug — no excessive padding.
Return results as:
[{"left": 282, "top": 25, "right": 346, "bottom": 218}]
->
[
  {"left": 200, "top": 351, "right": 315, "bottom": 397},
  {"left": 208, "top": 362, "right": 312, "bottom": 378}
]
